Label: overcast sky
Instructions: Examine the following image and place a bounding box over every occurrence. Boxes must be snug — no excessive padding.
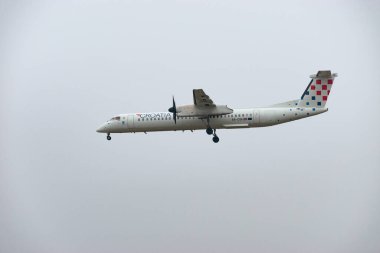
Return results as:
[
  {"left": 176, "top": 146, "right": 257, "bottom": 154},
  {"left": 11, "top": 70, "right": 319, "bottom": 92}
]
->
[{"left": 1, "top": 0, "right": 380, "bottom": 252}]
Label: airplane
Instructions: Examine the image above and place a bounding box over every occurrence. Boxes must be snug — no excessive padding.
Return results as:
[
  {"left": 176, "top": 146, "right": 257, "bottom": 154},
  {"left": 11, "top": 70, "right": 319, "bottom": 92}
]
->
[{"left": 97, "top": 70, "right": 337, "bottom": 143}]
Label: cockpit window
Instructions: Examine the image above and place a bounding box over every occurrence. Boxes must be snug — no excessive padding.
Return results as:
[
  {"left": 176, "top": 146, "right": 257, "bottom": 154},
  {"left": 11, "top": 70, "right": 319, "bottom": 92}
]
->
[{"left": 110, "top": 116, "right": 121, "bottom": 121}]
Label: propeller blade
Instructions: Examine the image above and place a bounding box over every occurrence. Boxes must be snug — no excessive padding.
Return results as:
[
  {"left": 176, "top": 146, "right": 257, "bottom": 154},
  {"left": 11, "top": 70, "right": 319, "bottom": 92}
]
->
[
  {"left": 168, "top": 96, "right": 177, "bottom": 124},
  {"left": 173, "top": 96, "right": 177, "bottom": 124}
]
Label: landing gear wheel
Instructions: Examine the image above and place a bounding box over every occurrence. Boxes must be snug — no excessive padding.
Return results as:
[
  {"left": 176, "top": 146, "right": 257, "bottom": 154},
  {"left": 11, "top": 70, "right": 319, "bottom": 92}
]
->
[
  {"left": 206, "top": 127, "right": 213, "bottom": 135},
  {"left": 212, "top": 135, "right": 219, "bottom": 143},
  {"left": 107, "top": 135, "right": 111, "bottom": 141}
]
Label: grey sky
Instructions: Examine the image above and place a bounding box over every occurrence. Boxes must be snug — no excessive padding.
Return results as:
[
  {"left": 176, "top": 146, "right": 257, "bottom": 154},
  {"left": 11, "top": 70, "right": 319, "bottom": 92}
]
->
[{"left": 1, "top": 0, "right": 380, "bottom": 252}]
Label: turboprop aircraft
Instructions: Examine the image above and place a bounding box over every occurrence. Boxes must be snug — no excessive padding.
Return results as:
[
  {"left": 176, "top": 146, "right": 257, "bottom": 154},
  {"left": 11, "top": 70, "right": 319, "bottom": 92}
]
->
[{"left": 97, "top": 70, "right": 337, "bottom": 143}]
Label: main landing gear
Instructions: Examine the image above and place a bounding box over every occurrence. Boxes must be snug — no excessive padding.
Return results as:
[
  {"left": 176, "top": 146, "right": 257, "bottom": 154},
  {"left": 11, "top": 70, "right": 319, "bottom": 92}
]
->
[
  {"left": 206, "top": 128, "right": 219, "bottom": 143},
  {"left": 212, "top": 134, "right": 219, "bottom": 143},
  {"left": 206, "top": 117, "right": 219, "bottom": 143},
  {"left": 107, "top": 133, "right": 111, "bottom": 141}
]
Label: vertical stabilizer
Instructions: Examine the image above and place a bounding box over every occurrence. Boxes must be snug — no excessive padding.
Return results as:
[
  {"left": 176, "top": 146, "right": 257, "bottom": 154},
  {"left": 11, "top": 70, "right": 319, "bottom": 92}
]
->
[{"left": 298, "top": 70, "right": 337, "bottom": 108}]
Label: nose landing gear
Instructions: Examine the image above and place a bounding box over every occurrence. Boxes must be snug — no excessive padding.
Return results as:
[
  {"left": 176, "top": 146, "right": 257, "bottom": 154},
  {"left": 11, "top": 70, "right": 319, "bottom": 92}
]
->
[{"left": 107, "top": 134, "right": 111, "bottom": 141}]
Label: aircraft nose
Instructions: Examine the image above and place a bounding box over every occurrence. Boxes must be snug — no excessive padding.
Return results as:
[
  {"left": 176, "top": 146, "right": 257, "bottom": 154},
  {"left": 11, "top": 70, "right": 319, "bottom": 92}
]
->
[{"left": 96, "top": 123, "right": 107, "bottom": 133}]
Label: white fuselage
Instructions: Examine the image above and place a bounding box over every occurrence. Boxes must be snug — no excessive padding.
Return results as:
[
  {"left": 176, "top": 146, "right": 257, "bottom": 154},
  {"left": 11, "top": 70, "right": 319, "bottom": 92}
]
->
[{"left": 96, "top": 107, "right": 327, "bottom": 134}]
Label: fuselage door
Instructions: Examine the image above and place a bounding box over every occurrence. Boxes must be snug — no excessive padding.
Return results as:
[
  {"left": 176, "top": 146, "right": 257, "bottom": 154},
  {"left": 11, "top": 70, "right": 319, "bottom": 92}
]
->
[
  {"left": 253, "top": 110, "right": 260, "bottom": 126},
  {"left": 127, "top": 115, "right": 134, "bottom": 131}
]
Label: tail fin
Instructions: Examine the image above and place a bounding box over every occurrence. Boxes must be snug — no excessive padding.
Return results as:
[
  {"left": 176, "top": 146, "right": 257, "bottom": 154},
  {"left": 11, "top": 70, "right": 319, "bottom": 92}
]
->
[{"left": 298, "top": 70, "right": 337, "bottom": 108}]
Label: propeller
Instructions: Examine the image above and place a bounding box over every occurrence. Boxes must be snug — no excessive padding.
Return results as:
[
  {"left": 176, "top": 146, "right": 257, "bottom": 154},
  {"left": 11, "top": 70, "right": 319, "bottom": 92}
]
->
[{"left": 168, "top": 96, "right": 177, "bottom": 124}]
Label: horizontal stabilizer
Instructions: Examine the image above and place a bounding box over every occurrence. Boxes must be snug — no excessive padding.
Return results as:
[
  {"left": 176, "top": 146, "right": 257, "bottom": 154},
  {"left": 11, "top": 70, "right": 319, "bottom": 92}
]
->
[{"left": 269, "top": 99, "right": 300, "bottom": 108}]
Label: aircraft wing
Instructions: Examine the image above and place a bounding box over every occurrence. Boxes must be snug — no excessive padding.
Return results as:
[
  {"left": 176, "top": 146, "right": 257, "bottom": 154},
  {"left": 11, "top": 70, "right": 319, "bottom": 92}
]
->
[
  {"left": 176, "top": 89, "right": 233, "bottom": 117},
  {"left": 193, "top": 89, "right": 215, "bottom": 107}
]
